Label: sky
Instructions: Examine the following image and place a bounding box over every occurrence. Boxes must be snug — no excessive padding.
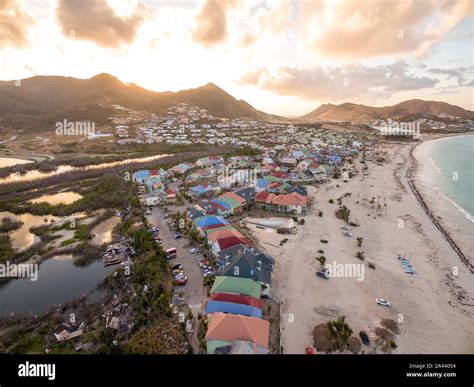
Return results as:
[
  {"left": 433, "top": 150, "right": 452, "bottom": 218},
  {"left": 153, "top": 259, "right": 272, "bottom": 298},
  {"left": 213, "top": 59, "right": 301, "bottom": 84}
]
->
[{"left": 0, "top": 0, "right": 473, "bottom": 116}]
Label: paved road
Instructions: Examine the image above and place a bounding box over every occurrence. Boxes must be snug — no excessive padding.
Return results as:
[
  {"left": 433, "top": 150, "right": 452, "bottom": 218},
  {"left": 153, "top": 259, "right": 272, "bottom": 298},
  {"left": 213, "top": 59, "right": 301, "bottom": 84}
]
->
[{"left": 147, "top": 206, "right": 208, "bottom": 337}]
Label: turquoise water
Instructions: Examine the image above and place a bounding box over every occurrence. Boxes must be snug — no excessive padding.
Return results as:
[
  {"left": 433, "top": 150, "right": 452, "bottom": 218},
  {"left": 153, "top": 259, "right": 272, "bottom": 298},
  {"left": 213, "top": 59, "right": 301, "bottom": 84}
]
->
[{"left": 430, "top": 135, "right": 474, "bottom": 221}]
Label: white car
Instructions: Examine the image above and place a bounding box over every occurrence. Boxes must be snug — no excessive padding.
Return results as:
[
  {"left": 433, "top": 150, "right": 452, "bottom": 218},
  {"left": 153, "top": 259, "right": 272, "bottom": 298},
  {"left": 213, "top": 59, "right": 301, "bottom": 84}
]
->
[
  {"left": 376, "top": 298, "right": 391, "bottom": 307},
  {"left": 343, "top": 231, "right": 352, "bottom": 237},
  {"left": 340, "top": 225, "right": 349, "bottom": 231},
  {"left": 190, "top": 248, "right": 199, "bottom": 254}
]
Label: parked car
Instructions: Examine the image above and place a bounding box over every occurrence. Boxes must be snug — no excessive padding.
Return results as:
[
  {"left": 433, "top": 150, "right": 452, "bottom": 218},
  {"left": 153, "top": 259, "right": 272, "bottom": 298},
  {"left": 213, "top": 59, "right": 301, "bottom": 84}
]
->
[
  {"left": 340, "top": 225, "right": 349, "bottom": 230},
  {"left": 316, "top": 270, "right": 330, "bottom": 280},
  {"left": 171, "top": 263, "right": 183, "bottom": 270},
  {"left": 305, "top": 347, "right": 314, "bottom": 355},
  {"left": 343, "top": 231, "right": 352, "bottom": 237},
  {"left": 190, "top": 248, "right": 199, "bottom": 254},
  {"left": 199, "top": 259, "right": 210, "bottom": 268},
  {"left": 359, "top": 331, "right": 370, "bottom": 345},
  {"left": 174, "top": 233, "right": 182, "bottom": 239},
  {"left": 376, "top": 298, "right": 391, "bottom": 307},
  {"left": 175, "top": 277, "right": 187, "bottom": 286}
]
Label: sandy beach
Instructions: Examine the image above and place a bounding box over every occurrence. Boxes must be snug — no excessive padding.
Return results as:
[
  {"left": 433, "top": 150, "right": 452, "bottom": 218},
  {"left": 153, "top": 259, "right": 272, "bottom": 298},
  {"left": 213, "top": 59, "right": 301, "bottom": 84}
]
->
[{"left": 246, "top": 140, "right": 474, "bottom": 354}]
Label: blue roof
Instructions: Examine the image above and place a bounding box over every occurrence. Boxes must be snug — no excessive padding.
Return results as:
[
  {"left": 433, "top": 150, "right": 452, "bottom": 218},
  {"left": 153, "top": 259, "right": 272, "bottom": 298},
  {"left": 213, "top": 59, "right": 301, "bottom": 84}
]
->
[
  {"left": 134, "top": 170, "right": 150, "bottom": 182},
  {"left": 210, "top": 199, "right": 232, "bottom": 210},
  {"left": 194, "top": 215, "right": 229, "bottom": 229},
  {"left": 206, "top": 300, "right": 262, "bottom": 318},
  {"left": 189, "top": 184, "right": 206, "bottom": 193},
  {"left": 256, "top": 178, "right": 270, "bottom": 188}
]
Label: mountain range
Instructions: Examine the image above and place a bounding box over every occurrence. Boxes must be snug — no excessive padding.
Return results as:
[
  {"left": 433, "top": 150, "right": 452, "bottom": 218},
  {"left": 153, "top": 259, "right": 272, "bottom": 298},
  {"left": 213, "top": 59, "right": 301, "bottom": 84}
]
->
[
  {"left": 0, "top": 73, "right": 472, "bottom": 130},
  {"left": 300, "top": 100, "right": 474, "bottom": 123}
]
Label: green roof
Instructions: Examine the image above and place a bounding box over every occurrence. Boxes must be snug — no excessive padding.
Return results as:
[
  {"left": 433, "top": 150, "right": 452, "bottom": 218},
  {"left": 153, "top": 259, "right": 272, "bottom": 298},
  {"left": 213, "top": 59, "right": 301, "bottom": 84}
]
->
[
  {"left": 210, "top": 276, "right": 261, "bottom": 298},
  {"left": 218, "top": 196, "right": 241, "bottom": 209}
]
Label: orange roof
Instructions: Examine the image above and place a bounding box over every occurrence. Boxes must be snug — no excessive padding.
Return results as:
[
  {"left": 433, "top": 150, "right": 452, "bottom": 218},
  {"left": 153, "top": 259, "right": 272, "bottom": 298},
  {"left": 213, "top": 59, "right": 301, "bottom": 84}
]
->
[
  {"left": 206, "top": 313, "right": 270, "bottom": 348},
  {"left": 207, "top": 228, "right": 245, "bottom": 242},
  {"left": 272, "top": 192, "right": 307, "bottom": 207}
]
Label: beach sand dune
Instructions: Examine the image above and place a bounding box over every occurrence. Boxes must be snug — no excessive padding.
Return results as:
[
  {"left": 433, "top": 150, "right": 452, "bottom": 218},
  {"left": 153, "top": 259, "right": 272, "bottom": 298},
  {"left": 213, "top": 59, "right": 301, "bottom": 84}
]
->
[{"left": 247, "top": 142, "right": 474, "bottom": 354}]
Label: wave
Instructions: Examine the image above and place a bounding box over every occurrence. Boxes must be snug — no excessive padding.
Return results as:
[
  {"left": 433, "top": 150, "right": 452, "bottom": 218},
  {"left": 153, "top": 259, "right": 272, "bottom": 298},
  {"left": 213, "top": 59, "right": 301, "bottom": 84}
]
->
[
  {"left": 441, "top": 194, "right": 474, "bottom": 223},
  {"left": 428, "top": 155, "right": 443, "bottom": 176}
]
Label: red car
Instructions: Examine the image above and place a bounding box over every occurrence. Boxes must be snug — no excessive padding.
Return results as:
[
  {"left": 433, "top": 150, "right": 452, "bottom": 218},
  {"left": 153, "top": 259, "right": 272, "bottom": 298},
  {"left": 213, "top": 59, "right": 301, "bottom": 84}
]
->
[
  {"left": 175, "top": 277, "right": 187, "bottom": 286},
  {"left": 305, "top": 347, "right": 314, "bottom": 355}
]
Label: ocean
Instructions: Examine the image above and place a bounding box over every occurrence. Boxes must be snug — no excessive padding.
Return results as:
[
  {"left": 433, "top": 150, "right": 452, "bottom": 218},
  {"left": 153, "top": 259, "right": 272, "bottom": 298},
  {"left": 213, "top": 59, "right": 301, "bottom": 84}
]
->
[
  {"left": 414, "top": 135, "right": 474, "bottom": 259},
  {"left": 429, "top": 135, "right": 474, "bottom": 222}
]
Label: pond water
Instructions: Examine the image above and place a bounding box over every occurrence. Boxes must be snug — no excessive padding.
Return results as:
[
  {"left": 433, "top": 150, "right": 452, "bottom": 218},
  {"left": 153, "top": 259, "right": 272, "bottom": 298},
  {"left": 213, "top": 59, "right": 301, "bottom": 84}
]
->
[
  {"left": 90, "top": 216, "right": 121, "bottom": 245},
  {"left": 0, "top": 211, "right": 57, "bottom": 251},
  {"left": 30, "top": 191, "right": 83, "bottom": 205},
  {"left": 0, "top": 157, "right": 33, "bottom": 168},
  {"left": 0, "top": 154, "right": 170, "bottom": 184},
  {"left": 0, "top": 254, "right": 116, "bottom": 315}
]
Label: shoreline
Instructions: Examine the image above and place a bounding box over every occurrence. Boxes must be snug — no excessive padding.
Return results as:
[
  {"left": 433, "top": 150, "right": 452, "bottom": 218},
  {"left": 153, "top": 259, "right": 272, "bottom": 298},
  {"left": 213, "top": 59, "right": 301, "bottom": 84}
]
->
[
  {"left": 408, "top": 134, "right": 473, "bottom": 273},
  {"left": 250, "top": 139, "right": 473, "bottom": 354}
]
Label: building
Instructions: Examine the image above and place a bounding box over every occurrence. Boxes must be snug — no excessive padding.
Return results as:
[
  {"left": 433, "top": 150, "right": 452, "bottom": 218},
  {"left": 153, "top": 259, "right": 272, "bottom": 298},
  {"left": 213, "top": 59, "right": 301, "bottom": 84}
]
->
[
  {"left": 216, "top": 244, "right": 274, "bottom": 296},
  {"left": 206, "top": 313, "right": 270, "bottom": 354},
  {"left": 210, "top": 276, "right": 261, "bottom": 298}
]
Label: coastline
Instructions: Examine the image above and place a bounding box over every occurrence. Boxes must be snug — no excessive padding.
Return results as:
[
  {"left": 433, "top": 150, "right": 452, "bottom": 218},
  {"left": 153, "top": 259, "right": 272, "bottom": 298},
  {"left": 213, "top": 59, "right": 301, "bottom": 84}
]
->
[
  {"left": 408, "top": 134, "right": 473, "bottom": 273},
  {"left": 248, "top": 140, "right": 474, "bottom": 354}
]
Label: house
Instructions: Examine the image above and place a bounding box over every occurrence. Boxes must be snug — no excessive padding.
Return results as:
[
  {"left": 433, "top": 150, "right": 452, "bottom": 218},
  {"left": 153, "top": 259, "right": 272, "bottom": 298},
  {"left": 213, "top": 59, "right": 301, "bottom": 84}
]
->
[
  {"left": 207, "top": 229, "right": 246, "bottom": 244},
  {"left": 221, "top": 191, "right": 246, "bottom": 208},
  {"left": 256, "top": 191, "right": 308, "bottom": 215},
  {"left": 210, "top": 292, "right": 264, "bottom": 309},
  {"left": 210, "top": 276, "right": 261, "bottom": 298},
  {"left": 234, "top": 187, "right": 256, "bottom": 207},
  {"left": 206, "top": 300, "right": 262, "bottom": 318},
  {"left": 216, "top": 244, "right": 274, "bottom": 296},
  {"left": 214, "top": 340, "right": 269, "bottom": 355},
  {"left": 146, "top": 193, "right": 160, "bottom": 206},
  {"left": 210, "top": 235, "right": 251, "bottom": 256},
  {"left": 194, "top": 215, "right": 229, "bottom": 235},
  {"left": 187, "top": 207, "right": 205, "bottom": 221},
  {"left": 272, "top": 192, "right": 308, "bottom": 215},
  {"left": 165, "top": 188, "right": 177, "bottom": 203},
  {"left": 133, "top": 170, "right": 150, "bottom": 184},
  {"left": 217, "top": 194, "right": 243, "bottom": 215},
  {"left": 279, "top": 157, "right": 297, "bottom": 166},
  {"left": 206, "top": 313, "right": 270, "bottom": 354}
]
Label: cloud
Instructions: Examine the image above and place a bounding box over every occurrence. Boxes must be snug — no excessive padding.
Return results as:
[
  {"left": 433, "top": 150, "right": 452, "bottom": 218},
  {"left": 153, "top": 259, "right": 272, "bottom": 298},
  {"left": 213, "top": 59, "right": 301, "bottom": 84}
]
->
[
  {"left": 56, "top": 0, "right": 149, "bottom": 48},
  {"left": 239, "top": 61, "right": 440, "bottom": 102},
  {"left": 299, "top": 0, "right": 473, "bottom": 59},
  {"left": 0, "top": 0, "right": 33, "bottom": 48},
  {"left": 427, "top": 66, "right": 474, "bottom": 86},
  {"left": 192, "top": 0, "right": 239, "bottom": 46}
]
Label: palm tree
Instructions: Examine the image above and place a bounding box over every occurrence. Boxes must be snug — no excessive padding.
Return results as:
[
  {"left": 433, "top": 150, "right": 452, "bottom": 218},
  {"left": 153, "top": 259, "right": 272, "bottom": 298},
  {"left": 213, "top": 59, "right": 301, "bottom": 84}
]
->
[{"left": 327, "top": 315, "right": 353, "bottom": 351}]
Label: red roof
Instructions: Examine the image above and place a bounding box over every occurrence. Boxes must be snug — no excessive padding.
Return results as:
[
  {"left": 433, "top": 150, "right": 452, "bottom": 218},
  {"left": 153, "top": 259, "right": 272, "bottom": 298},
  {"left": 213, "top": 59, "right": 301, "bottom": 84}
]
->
[
  {"left": 215, "top": 236, "right": 251, "bottom": 250},
  {"left": 271, "top": 171, "right": 290, "bottom": 179},
  {"left": 255, "top": 191, "right": 270, "bottom": 203},
  {"left": 211, "top": 293, "right": 263, "bottom": 309}
]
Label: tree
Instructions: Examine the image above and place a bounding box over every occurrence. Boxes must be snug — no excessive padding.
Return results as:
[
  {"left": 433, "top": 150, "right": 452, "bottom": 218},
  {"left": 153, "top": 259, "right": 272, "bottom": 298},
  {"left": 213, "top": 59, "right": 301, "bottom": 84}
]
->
[{"left": 327, "top": 315, "right": 353, "bottom": 351}]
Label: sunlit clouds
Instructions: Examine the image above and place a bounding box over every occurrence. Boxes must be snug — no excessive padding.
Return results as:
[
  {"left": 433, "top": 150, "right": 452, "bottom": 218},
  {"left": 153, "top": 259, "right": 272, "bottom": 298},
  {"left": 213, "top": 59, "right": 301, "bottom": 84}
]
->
[{"left": 1, "top": 0, "right": 473, "bottom": 115}]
